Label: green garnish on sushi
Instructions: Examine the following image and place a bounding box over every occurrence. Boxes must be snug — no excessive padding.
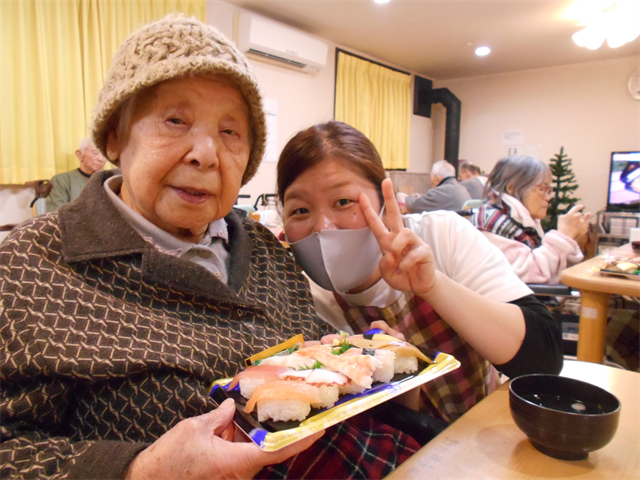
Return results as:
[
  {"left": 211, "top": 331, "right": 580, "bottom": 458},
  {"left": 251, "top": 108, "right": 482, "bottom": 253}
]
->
[
  {"left": 295, "top": 360, "right": 324, "bottom": 370},
  {"left": 331, "top": 340, "right": 354, "bottom": 355}
]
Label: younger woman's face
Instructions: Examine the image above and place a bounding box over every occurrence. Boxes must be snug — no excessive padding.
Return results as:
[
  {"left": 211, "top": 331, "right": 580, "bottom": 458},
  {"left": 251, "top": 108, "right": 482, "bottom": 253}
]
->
[{"left": 283, "top": 158, "right": 382, "bottom": 243}]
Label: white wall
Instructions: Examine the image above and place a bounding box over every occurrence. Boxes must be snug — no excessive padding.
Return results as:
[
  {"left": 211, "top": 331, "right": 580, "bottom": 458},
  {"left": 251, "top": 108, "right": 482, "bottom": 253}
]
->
[
  {"left": 432, "top": 56, "right": 640, "bottom": 214},
  {"left": 0, "top": 187, "right": 36, "bottom": 243}
]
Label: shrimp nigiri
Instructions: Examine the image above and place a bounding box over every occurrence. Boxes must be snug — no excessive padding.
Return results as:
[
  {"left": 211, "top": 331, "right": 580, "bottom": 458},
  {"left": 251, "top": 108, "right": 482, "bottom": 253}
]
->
[{"left": 299, "top": 348, "right": 382, "bottom": 389}]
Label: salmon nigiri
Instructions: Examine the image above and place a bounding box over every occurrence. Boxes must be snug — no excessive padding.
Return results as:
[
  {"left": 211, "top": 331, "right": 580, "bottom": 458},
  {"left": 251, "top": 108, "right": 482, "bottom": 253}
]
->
[{"left": 244, "top": 380, "right": 322, "bottom": 422}]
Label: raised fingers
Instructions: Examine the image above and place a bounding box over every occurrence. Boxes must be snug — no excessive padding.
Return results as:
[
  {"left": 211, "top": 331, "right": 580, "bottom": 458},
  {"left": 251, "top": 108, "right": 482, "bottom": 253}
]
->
[
  {"left": 359, "top": 192, "right": 391, "bottom": 248},
  {"left": 388, "top": 227, "right": 425, "bottom": 257},
  {"left": 380, "top": 178, "right": 405, "bottom": 233}
]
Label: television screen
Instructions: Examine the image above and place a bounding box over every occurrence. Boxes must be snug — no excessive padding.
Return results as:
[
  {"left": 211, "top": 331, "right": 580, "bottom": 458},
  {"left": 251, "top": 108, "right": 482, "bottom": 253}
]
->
[{"left": 607, "top": 151, "right": 640, "bottom": 212}]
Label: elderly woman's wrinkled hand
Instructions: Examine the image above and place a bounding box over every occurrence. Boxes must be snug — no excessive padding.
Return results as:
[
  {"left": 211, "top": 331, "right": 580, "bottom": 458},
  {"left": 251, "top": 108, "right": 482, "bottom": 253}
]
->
[
  {"left": 124, "top": 398, "right": 324, "bottom": 480},
  {"left": 557, "top": 204, "right": 592, "bottom": 241},
  {"left": 360, "top": 178, "right": 438, "bottom": 297}
]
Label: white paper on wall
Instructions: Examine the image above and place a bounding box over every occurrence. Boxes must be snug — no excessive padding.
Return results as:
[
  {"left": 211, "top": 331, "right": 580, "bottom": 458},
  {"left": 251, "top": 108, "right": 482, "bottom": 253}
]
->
[
  {"left": 502, "top": 129, "right": 524, "bottom": 146},
  {"left": 263, "top": 97, "right": 278, "bottom": 163}
]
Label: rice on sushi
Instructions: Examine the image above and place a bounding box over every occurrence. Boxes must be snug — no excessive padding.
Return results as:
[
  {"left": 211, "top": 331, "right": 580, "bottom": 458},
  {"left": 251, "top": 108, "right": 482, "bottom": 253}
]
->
[
  {"left": 255, "top": 399, "right": 312, "bottom": 423},
  {"left": 393, "top": 355, "right": 418, "bottom": 374},
  {"left": 372, "top": 349, "right": 396, "bottom": 383},
  {"left": 338, "top": 381, "right": 368, "bottom": 396},
  {"left": 312, "top": 384, "right": 340, "bottom": 409}
]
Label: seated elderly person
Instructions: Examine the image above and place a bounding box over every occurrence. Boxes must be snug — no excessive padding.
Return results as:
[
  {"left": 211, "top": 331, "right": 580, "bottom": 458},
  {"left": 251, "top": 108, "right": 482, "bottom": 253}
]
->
[
  {"left": 0, "top": 15, "right": 419, "bottom": 480},
  {"left": 405, "top": 160, "right": 471, "bottom": 213},
  {"left": 46, "top": 136, "right": 107, "bottom": 211},
  {"left": 458, "top": 161, "right": 487, "bottom": 200},
  {"left": 471, "top": 155, "right": 591, "bottom": 284}
]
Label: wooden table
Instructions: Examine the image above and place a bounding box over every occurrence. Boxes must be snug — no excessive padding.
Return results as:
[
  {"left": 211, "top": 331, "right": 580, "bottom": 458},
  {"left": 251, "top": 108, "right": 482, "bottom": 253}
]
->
[
  {"left": 385, "top": 361, "right": 639, "bottom": 480},
  {"left": 560, "top": 243, "right": 639, "bottom": 363}
]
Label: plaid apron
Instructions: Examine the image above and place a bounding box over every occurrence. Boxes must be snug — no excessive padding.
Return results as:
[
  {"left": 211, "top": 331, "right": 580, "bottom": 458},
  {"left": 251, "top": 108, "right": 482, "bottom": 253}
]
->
[
  {"left": 256, "top": 415, "right": 420, "bottom": 480},
  {"left": 334, "top": 291, "right": 499, "bottom": 423}
]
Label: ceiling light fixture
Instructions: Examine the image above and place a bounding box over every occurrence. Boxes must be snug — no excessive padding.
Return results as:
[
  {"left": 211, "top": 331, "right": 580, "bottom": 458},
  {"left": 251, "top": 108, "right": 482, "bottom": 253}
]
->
[
  {"left": 475, "top": 46, "right": 491, "bottom": 56},
  {"left": 374, "top": 0, "right": 390, "bottom": 4},
  {"left": 567, "top": 1, "right": 640, "bottom": 50}
]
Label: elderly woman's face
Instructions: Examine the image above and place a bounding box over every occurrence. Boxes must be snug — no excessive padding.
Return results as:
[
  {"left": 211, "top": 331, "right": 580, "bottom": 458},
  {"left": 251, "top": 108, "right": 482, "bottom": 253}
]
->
[
  {"left": 107, "top": 76, "right": 251, "bottom": 242},
  {"left": 521, "top": 173, "right": 553, "bottom": 220}
]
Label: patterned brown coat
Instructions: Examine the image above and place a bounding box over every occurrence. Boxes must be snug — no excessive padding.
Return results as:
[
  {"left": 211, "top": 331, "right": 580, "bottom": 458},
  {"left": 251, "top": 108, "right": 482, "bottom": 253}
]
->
[{"left": 0, "top": 171, "right": 326, "bottom": 479}]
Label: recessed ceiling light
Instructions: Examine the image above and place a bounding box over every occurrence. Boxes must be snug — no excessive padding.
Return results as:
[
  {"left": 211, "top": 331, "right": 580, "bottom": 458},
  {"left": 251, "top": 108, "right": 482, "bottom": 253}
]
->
[
  {"left": 475, "top": 46, "right": 491, "bottom": 56},
  {"left": 374, "top": 0, "right": 391, "bottom": 4}
]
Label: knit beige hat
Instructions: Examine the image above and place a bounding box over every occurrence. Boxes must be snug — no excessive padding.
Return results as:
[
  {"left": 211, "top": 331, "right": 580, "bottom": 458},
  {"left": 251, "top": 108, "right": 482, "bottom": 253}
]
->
[{"left": 90, "top": 14, "right": 265, "bottom": 185}]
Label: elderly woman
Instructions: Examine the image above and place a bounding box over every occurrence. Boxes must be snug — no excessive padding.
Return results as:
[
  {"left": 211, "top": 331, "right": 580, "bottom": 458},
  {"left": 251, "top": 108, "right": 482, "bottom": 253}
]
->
[
  {"left": 277, "top": 122, "right": 563, "bottom": 425},
  {"left": 0, "top": 16, "right": 419, "bottom": 480},
  {"left": 471, "top": 155, "right": 591, "bottom": 284}
]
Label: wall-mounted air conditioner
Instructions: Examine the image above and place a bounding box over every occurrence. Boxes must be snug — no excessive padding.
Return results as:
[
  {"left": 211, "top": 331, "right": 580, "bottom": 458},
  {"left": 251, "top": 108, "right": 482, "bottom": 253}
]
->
[{"left": 235, "top": 13, "right": 328, "bottom": 74}]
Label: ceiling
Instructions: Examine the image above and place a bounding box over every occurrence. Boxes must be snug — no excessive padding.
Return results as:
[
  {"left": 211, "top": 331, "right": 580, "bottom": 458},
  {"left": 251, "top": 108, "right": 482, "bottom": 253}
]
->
[{"left": 225, "top": 0, "right": 639, "bottom": 80}]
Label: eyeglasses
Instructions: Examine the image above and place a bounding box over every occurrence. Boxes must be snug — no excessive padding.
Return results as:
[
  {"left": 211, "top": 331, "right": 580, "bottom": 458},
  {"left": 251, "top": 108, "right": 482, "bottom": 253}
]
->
[{"left": 533, "top": 184, "right": 553, "bottom": 197}]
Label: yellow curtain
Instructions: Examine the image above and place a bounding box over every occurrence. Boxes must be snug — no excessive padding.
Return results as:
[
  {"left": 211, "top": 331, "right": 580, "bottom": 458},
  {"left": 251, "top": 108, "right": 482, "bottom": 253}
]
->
[
  {"left": 0, "top": 0, "right": 205, "bottom": 185},
  {"left": 335, "top": 51, "right": 411, "bottom": 170}
]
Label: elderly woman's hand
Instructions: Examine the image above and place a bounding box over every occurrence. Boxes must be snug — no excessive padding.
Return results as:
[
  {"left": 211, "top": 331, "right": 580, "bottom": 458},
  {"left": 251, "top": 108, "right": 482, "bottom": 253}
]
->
[
  {"left": 125, "top": 398, "right": 324, "bottom": 480},
  {"left": 360, "top": 179, "right": 438, "bottom": 297},
  {"left": 557, "top": 204, "right": 592, "bottom": 241}
]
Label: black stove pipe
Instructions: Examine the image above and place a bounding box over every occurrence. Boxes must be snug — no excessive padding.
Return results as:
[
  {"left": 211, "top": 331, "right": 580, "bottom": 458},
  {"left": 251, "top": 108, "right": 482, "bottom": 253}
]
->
[{"left": 414, "top": 75, "right": 461, "bottom": 172}]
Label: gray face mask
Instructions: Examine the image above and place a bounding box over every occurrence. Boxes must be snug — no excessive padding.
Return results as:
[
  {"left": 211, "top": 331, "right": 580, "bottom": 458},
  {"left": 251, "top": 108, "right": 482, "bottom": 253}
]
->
[{"left": 289, "top": 226, "right": 382, "bottom": 293}]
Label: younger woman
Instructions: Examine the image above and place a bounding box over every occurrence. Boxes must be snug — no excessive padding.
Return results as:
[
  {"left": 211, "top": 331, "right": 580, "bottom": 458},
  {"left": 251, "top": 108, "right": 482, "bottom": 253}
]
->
[{"left": 277, "top": 121, "right": 563, "bottom": 423}]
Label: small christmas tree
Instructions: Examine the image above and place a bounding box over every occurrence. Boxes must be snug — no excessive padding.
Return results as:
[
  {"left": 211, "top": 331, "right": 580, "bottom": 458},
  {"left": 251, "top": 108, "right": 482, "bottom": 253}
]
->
[{"left": 542, "top": 147, "right": 580, "bottom": 232}]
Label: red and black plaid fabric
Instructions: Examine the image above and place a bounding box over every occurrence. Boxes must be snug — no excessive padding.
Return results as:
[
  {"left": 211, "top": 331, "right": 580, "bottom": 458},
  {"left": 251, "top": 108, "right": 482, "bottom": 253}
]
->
[
  {"left": 256, "top": 415, "right": 420, "bottom": 480},
  {"left": 334, "top": 292, "right": 498, "bottom": 422}
]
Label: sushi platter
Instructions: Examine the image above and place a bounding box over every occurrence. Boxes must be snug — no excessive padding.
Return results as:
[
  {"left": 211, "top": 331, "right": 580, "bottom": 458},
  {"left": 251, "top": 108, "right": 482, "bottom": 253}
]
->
[
  {"left": 594, "top": 254, "right": 640, "bottom": 281},
  {"left": 209, "top": 332, "right": 460, "bottom": 451}
]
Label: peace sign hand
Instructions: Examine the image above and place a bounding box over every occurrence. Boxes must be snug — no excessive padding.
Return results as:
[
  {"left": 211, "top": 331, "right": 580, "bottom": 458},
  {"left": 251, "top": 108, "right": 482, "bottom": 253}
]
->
[{"left": 359, "top": 178, "right": 438, "bottom": 297}]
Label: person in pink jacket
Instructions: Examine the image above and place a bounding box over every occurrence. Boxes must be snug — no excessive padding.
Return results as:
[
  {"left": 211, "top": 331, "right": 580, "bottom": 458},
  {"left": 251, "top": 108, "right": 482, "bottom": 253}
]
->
[{"left": 471, "top": 155, "right": 591, "bottom": 284}]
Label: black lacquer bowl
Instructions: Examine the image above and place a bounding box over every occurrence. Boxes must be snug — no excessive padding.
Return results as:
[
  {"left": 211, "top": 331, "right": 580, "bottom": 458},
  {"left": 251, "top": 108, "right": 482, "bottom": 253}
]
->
[{"left": 509, "top": 374, "right": 621, "bottom": 460}]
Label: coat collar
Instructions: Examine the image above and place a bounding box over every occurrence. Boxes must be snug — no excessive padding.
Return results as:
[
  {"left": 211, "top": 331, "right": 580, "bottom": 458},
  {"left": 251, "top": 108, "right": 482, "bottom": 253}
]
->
[
  {"left": 59, "top": 170, "right": 254, "bottom": 298},
  {"left": 499, "top": 194, "right": 545, "bottom": 238},
  {"left": 437, "top": 176, "right": 458, "bottom": 187}
]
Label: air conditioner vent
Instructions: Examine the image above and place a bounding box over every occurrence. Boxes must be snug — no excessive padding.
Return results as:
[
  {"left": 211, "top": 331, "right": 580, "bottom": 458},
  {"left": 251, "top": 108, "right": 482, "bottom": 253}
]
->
[
  {"left": 236, "top": 13, "right": 327, "bottom": 74},
  {"left": 247, "top": 49, "right": 307, "bottom": 69}
]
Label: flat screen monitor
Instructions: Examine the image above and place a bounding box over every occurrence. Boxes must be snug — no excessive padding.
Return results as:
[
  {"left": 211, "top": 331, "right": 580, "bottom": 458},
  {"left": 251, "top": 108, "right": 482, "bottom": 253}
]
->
[{"left": 607, "top": 151, "right": 640, "bottom": 212}]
